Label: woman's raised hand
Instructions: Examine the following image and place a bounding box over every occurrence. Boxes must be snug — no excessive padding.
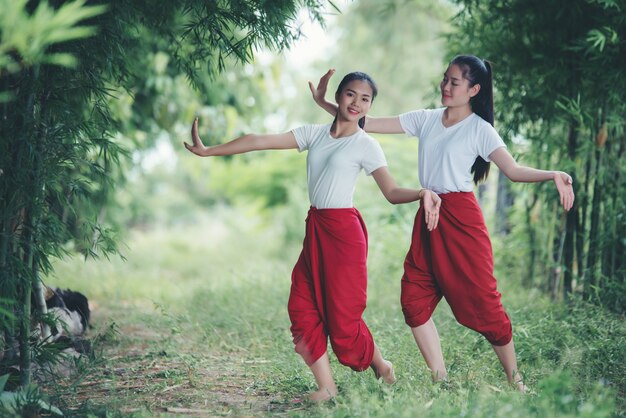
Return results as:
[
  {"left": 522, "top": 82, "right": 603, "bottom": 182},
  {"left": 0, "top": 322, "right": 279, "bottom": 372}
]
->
[
  {"left": 308, "top": 69, "right": 335, "bottom": 105},
  {"left": 184, "top": 117, "right": 208, "bottom": 156},
  {"left": 422, "top": 190, "right": 442, "bottom": 231},
  {"left": 554, "top": 172, "right": 575, "bottom": 211}
]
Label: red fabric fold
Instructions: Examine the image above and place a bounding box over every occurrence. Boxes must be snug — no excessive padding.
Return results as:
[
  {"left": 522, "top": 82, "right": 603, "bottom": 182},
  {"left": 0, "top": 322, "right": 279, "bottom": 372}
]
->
[
  {"left": 288, "top": 207, "right": 374, "bottom": 371},
  {"left": 401, "top": 192, "right": 512, "bottom": 346}
]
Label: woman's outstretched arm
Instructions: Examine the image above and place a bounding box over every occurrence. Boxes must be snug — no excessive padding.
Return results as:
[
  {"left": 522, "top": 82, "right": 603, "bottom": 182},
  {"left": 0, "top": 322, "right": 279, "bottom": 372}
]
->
[
  {"left": 184, "top": 117, "right": 298, "bottom": 157},
  {"left": 489, "top": 147, "right": 575, "bottom": 211},
  {"left": 309, "top": 70, "right": 405, "bottom": 134}
]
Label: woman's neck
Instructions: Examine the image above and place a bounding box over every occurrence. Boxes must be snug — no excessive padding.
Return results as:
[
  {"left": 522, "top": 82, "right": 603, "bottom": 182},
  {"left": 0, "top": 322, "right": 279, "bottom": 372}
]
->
[
  {"left": 330, "top": 118, "right": 360, "bottom": 138},
  {"left": 442, "top": 105, "right": 473, "bottom": 127}
]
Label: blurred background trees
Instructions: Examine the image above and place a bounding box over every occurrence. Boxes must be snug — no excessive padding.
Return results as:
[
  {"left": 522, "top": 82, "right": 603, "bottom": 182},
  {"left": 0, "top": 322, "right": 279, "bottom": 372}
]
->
[
  {"left": 0, "top": 0, "right": 624, "bottom": 401},
  {"left": 449, "top": 0, "right": 625, "bottom": 310},
  {"left": 0, "top": 0, "right": 327, "bottom": 389}
]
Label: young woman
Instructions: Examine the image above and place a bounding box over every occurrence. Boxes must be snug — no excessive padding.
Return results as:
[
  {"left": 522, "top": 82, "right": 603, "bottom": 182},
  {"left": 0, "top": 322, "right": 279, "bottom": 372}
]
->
[
  {"left": 309, "top": 56, "right": 575, "bottom": 392},
  {"left": 184, "top": 72, "right": 442, "bottom": 401}
]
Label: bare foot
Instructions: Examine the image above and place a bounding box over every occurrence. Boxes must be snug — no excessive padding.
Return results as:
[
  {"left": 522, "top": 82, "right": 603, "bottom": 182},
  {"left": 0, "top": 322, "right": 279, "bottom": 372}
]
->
[
  {"left": 308, "top": 387, "right": 337, "bottom": 402},
  {"left": 372, "top": 360, "right": 396, "bottom": 385},
  {"left": 511, "top": 370, "right": 527, "bottom": 393},
  {"left": 514, "top": 380, "right": 528, "bottom": 393},
  {"left": 431, "top": 369, "right": 448, "bottom": 382}
]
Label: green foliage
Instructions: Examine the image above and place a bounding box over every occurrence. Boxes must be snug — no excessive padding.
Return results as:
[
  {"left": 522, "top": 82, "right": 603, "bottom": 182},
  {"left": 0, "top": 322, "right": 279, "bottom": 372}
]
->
[
  {"left": 0, "top": 374, "right": 63, "bottom": 417},
  {"left": 0, "top": 0, "right": 106, "bottom": 88},
  {"left": 173, "top": 0, "right": 327, "bottom": 85},
  {"left": 0, "top": 0, "right": 329, "bottom": 392},
  {"left": 286, "top": 0, "right": 454, "bottom": 125},
  {"left": 448, "top": 0, "right": 626, "bottom": 312},
  {"left": 46, "top": 207, "right": 625, "bottom": 416}
]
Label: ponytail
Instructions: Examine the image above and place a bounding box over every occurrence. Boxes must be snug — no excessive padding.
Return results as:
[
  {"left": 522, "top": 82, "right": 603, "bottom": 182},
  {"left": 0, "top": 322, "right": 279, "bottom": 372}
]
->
[{"left": 451, "top": 55, "right": 495, "bottom": 184}]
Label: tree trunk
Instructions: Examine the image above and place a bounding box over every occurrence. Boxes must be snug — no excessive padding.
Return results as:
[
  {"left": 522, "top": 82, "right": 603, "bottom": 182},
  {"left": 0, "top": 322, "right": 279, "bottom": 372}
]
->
[
  {"left": 607, "top": 135, "right": 625, "bottom": 312},
  {"left": 523, "top": 193, "right": 539, "bottom": 287},
  {"left": 495, "top": 170, "right": 514, "bottom": 235},
  {"left": 577, "top": 141, "right": 592, "bottom": 289},
  {"left": 17, "top": 64, "right": 41, "bottom": 388},
  {"left": 32, "top": 258, "right": 50, "bottom": 340},
  {"left": 562, "top": 123, "right": 578, "bottom": 298},
  {"left": 584, "top": 147, "right": 603, "bottom": 299},
  {"left": 551, "top": 223, "right": 566, "bottom": 301},
  {"left": 18, "top": 210, "right": 34, "bottom": 387}
]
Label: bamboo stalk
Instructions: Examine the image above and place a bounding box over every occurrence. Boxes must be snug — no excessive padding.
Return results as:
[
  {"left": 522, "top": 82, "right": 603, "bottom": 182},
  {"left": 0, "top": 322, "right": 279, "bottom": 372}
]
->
[
  {"left": 563, "top": 123, "right": 579, "bottom": 297},
  {"left": 19, "top": 212, "right": 33, "bottom": 387},
  {"left": 18, "top": 63, "right": 42, "bottom": 388},
  {"left": 32, "top": 255, "right": 50, "bottom": 339},
  {"left": 584, "top": 147, "right": 603, "bottom": 299}
]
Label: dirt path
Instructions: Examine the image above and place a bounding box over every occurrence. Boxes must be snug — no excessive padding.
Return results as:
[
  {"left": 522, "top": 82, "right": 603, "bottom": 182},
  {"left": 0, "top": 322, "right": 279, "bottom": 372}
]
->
[{"left": 42, "top": 308, "right": 297, "bottom": 416}]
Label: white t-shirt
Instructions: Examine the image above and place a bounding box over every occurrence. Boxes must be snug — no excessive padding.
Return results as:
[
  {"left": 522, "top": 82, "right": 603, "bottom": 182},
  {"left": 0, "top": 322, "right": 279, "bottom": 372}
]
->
[
  {"left": 292, "top": 124, "right": 387, "bottom": 209},
  {"left": 399, "top": 108, "right": 506, "bottom": 194}
]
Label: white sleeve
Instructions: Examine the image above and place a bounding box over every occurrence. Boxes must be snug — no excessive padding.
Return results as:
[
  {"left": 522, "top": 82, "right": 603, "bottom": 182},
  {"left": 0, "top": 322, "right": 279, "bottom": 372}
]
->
[
  {"left": 291, "top": 125, "right": 313, "bottom": 152},
  {"left": 478, "top": 124, "right": 507, "bottom": 161},
  {"left": 362, "top": 139, "right": 388, "bottom": 176},
  {"left": 398, "top": 109, "right": 427, "bottom": 137}
]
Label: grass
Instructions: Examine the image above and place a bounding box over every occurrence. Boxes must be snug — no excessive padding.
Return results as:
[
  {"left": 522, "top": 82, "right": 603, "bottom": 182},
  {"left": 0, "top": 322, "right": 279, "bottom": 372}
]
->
[{"left": 44, "top": 204, "right": 625, "bottom": 417}]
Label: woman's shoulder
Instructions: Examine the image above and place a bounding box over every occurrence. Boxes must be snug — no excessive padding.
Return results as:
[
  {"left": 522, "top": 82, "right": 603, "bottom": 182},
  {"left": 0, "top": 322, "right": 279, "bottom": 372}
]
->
[
  {"left": 291, "top": 123, "right": 332, "bottom": 138},
  {"left": 468, "top": 114, "right": 501, "bottom": 139},
  {"left": 355, "top": 128, "right": 378, "bottom": 143},
  {"left": 465, "top": 113, "right": 490, "bottom": 130},
  {"left": 402, "top": 107, "right": 443, "bottom": 117},
  {"left": 398, "top": 107, "right": 442, "bottom": 129},
  {"left": 356, "top": 130, "right": 385, "bottom": 156},
  {"left": 293, "top": 122, "right": 331, "bottom": 131}
]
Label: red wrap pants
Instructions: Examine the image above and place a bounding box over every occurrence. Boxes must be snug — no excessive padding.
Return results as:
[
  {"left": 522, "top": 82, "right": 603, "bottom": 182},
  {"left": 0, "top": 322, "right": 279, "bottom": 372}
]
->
[
  {"left": 288, "top": 207, "right": 374, "bottom": 371},
  {"left": 400, "top": 192, "right": 512, "bottom": 346}
]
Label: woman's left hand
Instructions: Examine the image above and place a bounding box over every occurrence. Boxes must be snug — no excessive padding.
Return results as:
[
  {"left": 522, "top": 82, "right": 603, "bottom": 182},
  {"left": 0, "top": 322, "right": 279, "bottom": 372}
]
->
[
  {"left": 184, "top": 117, "right": 208, "bottom": 156},
  {"left": 554, "top": 172, "right": 575, "bottom": 211},
  {"left": 422, "top": 190, "right": 442, "bottom": 231}
]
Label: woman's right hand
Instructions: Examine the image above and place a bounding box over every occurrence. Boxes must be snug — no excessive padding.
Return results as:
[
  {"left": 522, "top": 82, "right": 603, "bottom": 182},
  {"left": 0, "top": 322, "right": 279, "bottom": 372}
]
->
[
  {"left": 422, "top": 190, "right": 442, "bottom": 231},
  {"left": 554, "top": 171, "right": 575, "bottom": 211},
  {"left": 308, "top": 69, "right": 335, "bottom": 105},
  {"left": 184, "top": 117, "right": 208, "bottom": 156}
]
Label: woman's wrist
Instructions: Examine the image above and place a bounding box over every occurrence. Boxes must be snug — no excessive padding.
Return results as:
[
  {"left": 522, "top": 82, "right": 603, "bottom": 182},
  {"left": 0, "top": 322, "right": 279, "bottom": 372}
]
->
[{"left": 201, "top": 146, "right": 214, "bottom": 157}]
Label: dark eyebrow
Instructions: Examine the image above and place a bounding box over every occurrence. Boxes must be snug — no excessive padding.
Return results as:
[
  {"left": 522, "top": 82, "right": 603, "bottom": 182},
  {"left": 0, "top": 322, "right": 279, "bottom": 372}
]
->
[
  {"left": 346, "top": 88, "right": 371, "bottom": 98},
  {"left": 443, "top": 73, "right": 461, "bottom": 81}
]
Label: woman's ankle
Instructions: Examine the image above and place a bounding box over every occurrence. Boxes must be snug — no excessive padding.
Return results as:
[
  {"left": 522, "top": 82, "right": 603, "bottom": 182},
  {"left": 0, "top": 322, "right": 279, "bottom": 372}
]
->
[
  {"left": 372, "top": 360, "right": 396, "bottom": 384},
  {"left": 431, "top": 369, "right": 448, "bottom": 382},
  {"left": 309, "top": 386, "right": 337, "bottom": 402},
  {"left": 511, "top": 371, "right": 527, "bottom": 393}
]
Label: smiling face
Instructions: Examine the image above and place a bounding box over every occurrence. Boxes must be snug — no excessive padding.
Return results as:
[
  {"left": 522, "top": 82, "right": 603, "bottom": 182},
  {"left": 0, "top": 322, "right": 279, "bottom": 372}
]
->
[
  {"left": 335, "top": 79, "right": 374, "bottom": 123},
  {"left": 440, "top": 63, "right": 480, "bottom": 109}
]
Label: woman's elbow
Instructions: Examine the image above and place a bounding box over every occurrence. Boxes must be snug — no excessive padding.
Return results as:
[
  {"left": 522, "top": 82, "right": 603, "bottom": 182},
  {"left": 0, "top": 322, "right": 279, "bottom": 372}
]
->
[
  {"left": 385, "top": 194, "right": 402, "bottom": 205},
  {"left": 500, "top": 170, "right": 520, "bottom": 183},
  {"left": 381, "top": 191, "right": 398, "bottom": 204}
]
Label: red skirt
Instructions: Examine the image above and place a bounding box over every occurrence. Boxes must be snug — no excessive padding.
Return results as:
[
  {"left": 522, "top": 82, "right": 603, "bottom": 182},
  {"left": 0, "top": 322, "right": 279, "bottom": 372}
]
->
[
  {"left": 287, "top": 207, "right": 374, "bottom": 371},
  {"left": 400, "top": 192, "right": 512, "bottom": 346}
]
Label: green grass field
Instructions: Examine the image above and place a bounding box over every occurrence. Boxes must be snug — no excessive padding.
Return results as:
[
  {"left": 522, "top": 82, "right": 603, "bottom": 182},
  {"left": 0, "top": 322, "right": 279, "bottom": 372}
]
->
[{"left": 46, "top": 204, "right": 625, "bottom": 417}]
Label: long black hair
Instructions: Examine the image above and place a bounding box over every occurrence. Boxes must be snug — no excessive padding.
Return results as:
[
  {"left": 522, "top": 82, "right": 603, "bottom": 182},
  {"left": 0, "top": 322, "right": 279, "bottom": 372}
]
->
[
  {"left": 334, "top": 71, "right": 378, "bottom": 129},
  {"left": 450, "top": 55, "right": 494, "bottom": 184}
]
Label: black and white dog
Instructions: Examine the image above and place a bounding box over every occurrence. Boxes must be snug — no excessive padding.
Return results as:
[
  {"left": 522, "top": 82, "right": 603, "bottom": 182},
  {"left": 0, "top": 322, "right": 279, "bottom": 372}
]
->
[{"left": 44, "top": 287, "right": 91, "bottom": 352}]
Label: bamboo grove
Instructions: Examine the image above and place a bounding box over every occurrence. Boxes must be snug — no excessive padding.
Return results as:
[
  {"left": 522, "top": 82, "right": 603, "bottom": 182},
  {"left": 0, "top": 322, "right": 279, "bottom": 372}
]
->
[
  {"left": 1, "top": 0, "right": 624, "bottom": 395},
  {"left": 0, "top": 0, "right": 327, "bottom": 389},
  {"left": 450, "top": 0, "right": 626, "bottom": 311}
]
